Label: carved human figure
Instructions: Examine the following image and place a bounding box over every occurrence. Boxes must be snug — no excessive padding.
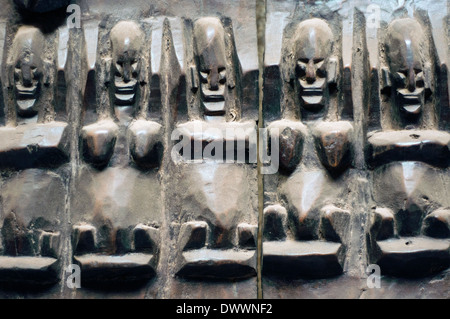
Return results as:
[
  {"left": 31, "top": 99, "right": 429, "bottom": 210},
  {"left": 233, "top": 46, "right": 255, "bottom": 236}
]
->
[
  {"left": 262, "top": 18, "right": 351, "bottom": 278},
  {"left": 0, "top": 27, "right": 67, "bottom": 287},
  {"left": 9, "top": 26, "right": 44, "bottom": 119},
  {"left": 172, "top": 17, "right": 258, "bottom": 280},
  {"left": 75, "top": 20, "right": 163, "bottom": 287},
  {"left": 292, "top": 18, "right": 335, "bottom": 112},
  {"left": 384, "top": 18, "right": 430, "bottom": 120},
  {"left": 194, "top": 17, "right": 228, "bottom": 117},
  {"left": 366, "top": 17, "right": 450, "bottom": 277}
]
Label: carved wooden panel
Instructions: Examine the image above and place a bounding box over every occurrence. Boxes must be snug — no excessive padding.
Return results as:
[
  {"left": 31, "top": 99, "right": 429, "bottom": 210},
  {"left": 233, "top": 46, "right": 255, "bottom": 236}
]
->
[
  {"left": 0, "top": 0, "right": 447, "bottom": 299},
  {"left": 262, "top": 0, "right": 449, "bottom": 299}
]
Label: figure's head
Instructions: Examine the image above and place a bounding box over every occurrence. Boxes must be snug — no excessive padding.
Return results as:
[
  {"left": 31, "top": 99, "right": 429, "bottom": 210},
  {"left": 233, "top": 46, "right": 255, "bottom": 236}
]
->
[
  {"left": 385, "top": 18, "right": 428, "bottom": 117},
  {"left": 110, "top": 21, "right": 144, "bottom": 106},
  {"left": 10, "top": 26, "right": 44, "bottom": 118},
  {"left": 293, "top": 18, "right": 333, "bottom": 111},
  {"left": 194, "top": 17, "right": 227, "bottom": 115}
]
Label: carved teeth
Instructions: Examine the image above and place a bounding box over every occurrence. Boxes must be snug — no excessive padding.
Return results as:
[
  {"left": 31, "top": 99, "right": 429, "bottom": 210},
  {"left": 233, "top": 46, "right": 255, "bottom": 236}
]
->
[
  {"left": 201, "top": 84, "right": 225, "bottom": 102},
  {"left": 301, "top": 88, "right": 323, "bottom": 95},
  {"left": 16, "top": 85, "right": 38, "bottom": 99},
  {"left": 203, "top": 101, "right": 226, "bottom": 115},
  {"left": 301, "top": 95, "right": 324, "bottom": 109},
  {"left": 402, "top": 104, "right": 421, "bottom": 114},
  {"left": 114, "top": 93, "right": 136, "bottom": 105},
  {"left": 115, "top": 81, "right": 137, "bottom": 94},
  {"left": 16, "top": 99, "right": 37, "bottom": 116}
]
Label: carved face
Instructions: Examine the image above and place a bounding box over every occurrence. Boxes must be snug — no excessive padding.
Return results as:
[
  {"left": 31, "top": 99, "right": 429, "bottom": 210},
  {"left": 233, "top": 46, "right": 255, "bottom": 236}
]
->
[
  {"left": 11, "top": 27, "right": 44, "bottom": 118},
  {"left": 385, "top": 19, "right": 427, "bottom": 116},
  {"left": 293, "top": 19, "right": 333, "bottom": 111},
  {"left": 110, "top": 21, "right": 144, "bottom": 107},
  {"left": 194, "top": 18, "right": 227, "bottom": 116}
]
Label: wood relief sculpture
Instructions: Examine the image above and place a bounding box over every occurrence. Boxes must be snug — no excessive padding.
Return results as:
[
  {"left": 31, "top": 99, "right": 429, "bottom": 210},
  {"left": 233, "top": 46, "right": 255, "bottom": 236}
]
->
[
  {"left": 171, "top": 17, "right": 258, "bottom": 281},
  {"left": 263, "top": 17, "right": 352, "bottom": 278},
  {"left": 0, "top": 26, "right": 68, "bottom": 286},
  {"left": 0, "top": 0, "right": 447, "bottom": 299},
  {"left": 71, "top": 20, "right": 162, "bottom": 287},
  {"left": 366, "top": 16, "right": 450, "bottom": 277}
]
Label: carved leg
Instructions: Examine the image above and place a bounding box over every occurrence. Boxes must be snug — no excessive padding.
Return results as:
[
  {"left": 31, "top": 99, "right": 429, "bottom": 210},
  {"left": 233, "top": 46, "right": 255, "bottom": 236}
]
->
[
  {"left": 262, "top": 204, "right": 349, "bottom": 278},
  {"left": 176, "top": 220, "right": 257, "bottom": 280},
  {"left": 72, "top": 223, "right": 159, "bottom": 287}
]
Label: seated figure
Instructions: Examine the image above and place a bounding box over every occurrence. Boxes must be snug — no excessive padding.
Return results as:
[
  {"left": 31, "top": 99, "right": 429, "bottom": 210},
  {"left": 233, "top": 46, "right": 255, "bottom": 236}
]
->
[
  {"left": 263, "top": 18, "right": 352, "bottom": 278},
  {"left": 174, "top": 17, "right": 258, "bottom": 280},
  {"left": 366, "top": 17, "right": 450, "bottom": 277}
]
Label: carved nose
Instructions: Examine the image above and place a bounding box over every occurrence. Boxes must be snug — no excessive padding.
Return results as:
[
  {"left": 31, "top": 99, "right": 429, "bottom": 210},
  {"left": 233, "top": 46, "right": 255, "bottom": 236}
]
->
[
  {"left": 21, "top": 64, "right": 32, "bottom": 87},
  {"left": 208, "top": 68, "right": 219, "bottom": 91},
  {"left": 123, "top": 61, "right": 131, "bottom": 83},
  {"left": 407, "top": 67, "right": 416, "bottom": 92},
  {"left": 306, "top": 59, "right": 316, "bottom": 84}
]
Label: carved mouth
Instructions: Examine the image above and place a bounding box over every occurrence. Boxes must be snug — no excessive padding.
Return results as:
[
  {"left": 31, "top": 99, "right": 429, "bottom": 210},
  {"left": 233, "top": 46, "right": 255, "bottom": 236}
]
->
[
  {"left": 201, "top": 84, "right": 225, "bottom": 102},
  {"left": 202, "top": 101, "right": 226, "bottom": 115},
  {"left": 16, "top": 84, "right": 38, "bottom": 99},
  {"left": 201, "top": 84, "right": 226, "bottom": 115},
  {"left": 15, "top": 84, "right": 39, "bottom": 115},
  {"left": 299, "top": 78, "right": 326, "bottom": 110},
  {"left": 397, "top": 88, "right": 424, "bottom": 115},
  {"left": 115, "top": 80, "right": 137, "bottom": 105}
]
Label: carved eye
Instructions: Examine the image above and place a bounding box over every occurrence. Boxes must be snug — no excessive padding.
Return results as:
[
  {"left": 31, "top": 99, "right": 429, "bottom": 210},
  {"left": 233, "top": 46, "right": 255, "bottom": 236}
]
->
[
  {"left": 396, "top": 71, "right": 407, "bottom": 87},
  {"left": 316, "top": 61, "right": 327, "bottom": 77},
  {"left": 199, "top": 71, "right": 208, "bottom": 83},
  {"left": 30, "top": 66, "right": 38, "bottom": 77},
  {"left": 314, "top": 58, "right": 324, "bottom": 65},
  {"left": 415, "top": 71, "right": 424, "bottom": 88},
  {"left": 131, "top": 60, "right": 139, "bottom": 78},
  {"left": 315, "top": 59, "right": 325, "bottom": 71},
  {"left": 116, "top": 61, "right": 123, "bottom": 73},
  {"left": 296, "top": 60, "right": 307, "bottom": 77},
  {"left": 131, "top": 60, "right": 139, "bottom": 71},
  {"left": 14, "top": 67, "right": 21, "bottom": 81},
  {"left": 219, "top": 67, "right": 226, "bottom": 84}
]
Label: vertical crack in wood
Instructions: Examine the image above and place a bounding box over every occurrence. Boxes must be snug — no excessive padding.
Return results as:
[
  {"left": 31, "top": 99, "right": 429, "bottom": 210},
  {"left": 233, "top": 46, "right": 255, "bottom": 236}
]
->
[{"left": 256, "top": 0, "right": 266, "bottom": 300}]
